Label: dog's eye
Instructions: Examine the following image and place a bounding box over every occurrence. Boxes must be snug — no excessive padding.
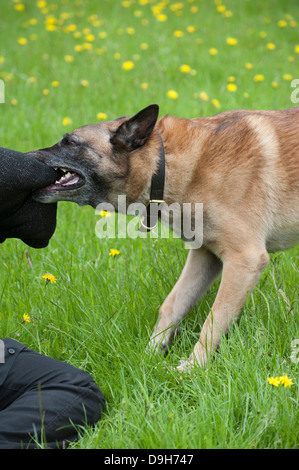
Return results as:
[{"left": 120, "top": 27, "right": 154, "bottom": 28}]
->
[{"left": 64, "top": 138, "right": 75, "bottom": 146}]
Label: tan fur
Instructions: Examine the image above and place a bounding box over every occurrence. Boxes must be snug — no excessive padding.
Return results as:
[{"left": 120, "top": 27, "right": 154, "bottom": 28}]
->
[
  {"left": 149, "top": 108, "right": 299, "bottom": 369},
  {"left": 33, "top": 106, "right": 299, "bottom": 370}
]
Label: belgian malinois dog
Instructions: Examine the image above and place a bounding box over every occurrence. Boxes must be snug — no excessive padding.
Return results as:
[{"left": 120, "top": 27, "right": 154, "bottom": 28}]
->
[{"left": 32, "top": 104, "right": 299, "bottom": 371}]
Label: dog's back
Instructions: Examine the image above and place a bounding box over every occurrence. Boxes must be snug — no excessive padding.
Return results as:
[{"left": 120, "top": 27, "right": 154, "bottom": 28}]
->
[{"left": 157, "top": 107, "right": 299, "bottom": 252}]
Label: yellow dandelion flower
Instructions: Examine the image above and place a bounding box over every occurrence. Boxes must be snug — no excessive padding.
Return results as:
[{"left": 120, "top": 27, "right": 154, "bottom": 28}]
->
[
  {"left": 267, "top": 376, "right": 280, "bottom": 387},
  {"left": 227, "top": 83, "right": 237, "bottom": 92},
  {"left": 22, "top": 313, "right": 30, "bottom": 323},
  {"left": 97, "top": 112, "right": 107, "bottom": 120},
  {"left": 140, "top": 42, "right": 148, "bottom": 50},
  {"left": 156, "top": 14, "right": 167, "bottom": 22},
  {"left": 126, "top": 27, "right": 135, "bottom": 35},
  {"left": 170, "top": 2, "right": 183, "bottom": 12},
  {"left": 226, "top": 37, "right": 238, "bottom": 45},
  {"left": 267, "top": 374, "right": 293, "bottom": 388},
  {"left": 42, "top": 273, "right": 57, "bottom": 284},
  {"left": 99, "top": 31, "right": 107, "bottom": 39},
  {"left": 109, "top": 248, "right": 120, "bottom": 257},
  {"left": 15, "top": 3, "right": 25, "bottom": 11},
  {"left": 253, "top": 74, "right": 264, "bottom": 82},
  {"left": 209, "top": 48, "right": 218, "bottom": 55},
  {"left": 283, "top": 73, "right": 293, "bottom": 81},
  {"left": 113, "top": 52, "right": 121, "bottom": 60},
  {"left": 152, "top": 5, "right": 164, "bottom": 15},
  {"left": 199, "top": 91, "right": 209, "bottom": 101},
  {"left": 51, "top": 80, "right": 59, "bottom": 87},
  {"left": 46, "top": 24, "right": 57, "bottom": 32},
  {"left": 64, "top": 55, "right": 74, "bottom": 63},
  {"left": 245, "top": 63, "right": 253, "bottom": 70},
  {"left": 42, "top": 88, "right": 50, "bottom": 95},
  {"left": 18, "top": 37, "right": 27, "bottom": 45},
  {"left": 62, "top": 117, "right": 72, "bottom": 126},
  {"left": 167, "top": 89, "right": 178, "bottom": 99},
  {"left": 11, "top": 99, "right": 18, "bottom": 106},
  {"left": 279, "top": 375, "right": 293, "bottom": 388},
  {"left": 259, "top": 31, "right": 267, "bottom": 38},
  {"left": 28, "top": 76, "right": 36, "bottom": 84},
  {"left": 0, "top": 56, "right": 4, "bottom": 64},
  {"left": 272, "top": 81, "right": 279, "bottom": 88},
  {"left": 267, "top": 43, "right": 276, "bottom": 50},
  {"left": 99, "top": 210, "right": 111, "bottom": 217},
  {"left": 66, "top": 24, "right": 77, "bottom": 32},
  {"left": 277, "top": 19, "right": 287, "bottom": 27},
  {"left": 180, "top": 64, "right": 191, "bottom": 73},
  {"left": 122, "top": 61, "right": 134, "bottom": 70},
  {"left": 211, "top": 98, "right": 221, "bottom": 109},
  {"left": 37, "top": 1, "right": 47, "bottom": 8},
  {"left": 294, "top": 45, "right": 299, "bottom": 54},
  {"left": 174, "top": 30, "right": 184, "bottom": 37},
  {"left": 217, "top": 5, "right": 226, "bottom": 13},
  {"left": 80, "top": 79, "right": 89, "bottom": 87},
  {"left": 85, "top": 34, "right": 95, "bottom": 42},
  {"left": 187, "top": 26, "right": 195, "bottom": 33},
  {"left": 140, "top": 82, "right": 149, "bottom": 90},
  {"left": 227, "top": 76, "right": 236, "bottom": 82}
]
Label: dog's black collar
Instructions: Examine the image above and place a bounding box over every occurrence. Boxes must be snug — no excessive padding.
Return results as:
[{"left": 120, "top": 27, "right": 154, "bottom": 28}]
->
[{"left": 139, "top": 135, "right": 165, "bottom": 232}]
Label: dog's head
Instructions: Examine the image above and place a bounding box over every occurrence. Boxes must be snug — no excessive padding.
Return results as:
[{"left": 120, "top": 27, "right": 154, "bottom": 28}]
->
[{"left": 32, "top": 104, "right": 160, "bottom": 208}]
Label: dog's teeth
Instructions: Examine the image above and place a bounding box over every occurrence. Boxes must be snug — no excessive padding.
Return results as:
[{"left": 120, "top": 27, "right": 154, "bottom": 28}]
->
[{"left": 53, "top": 167, "right": 58, "bottom": 171}]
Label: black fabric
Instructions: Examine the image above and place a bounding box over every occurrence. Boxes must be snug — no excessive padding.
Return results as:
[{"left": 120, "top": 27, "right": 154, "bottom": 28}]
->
[
  {"left": 0, "top": 147, "right": 59, "bottom": 248},
  {"left": 0, "top": 338, "right": 105, "bottom": 449}
]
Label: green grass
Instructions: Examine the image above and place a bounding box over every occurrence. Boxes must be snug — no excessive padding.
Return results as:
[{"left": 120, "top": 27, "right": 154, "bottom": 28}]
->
[{"left": 0, "top": 0, "right": 298, "bottom": 449}]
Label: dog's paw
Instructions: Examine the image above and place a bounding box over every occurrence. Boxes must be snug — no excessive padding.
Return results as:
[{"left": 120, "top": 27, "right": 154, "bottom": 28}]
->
[{"left": 146, "top": 336, "right": 169, "bottom": 356}]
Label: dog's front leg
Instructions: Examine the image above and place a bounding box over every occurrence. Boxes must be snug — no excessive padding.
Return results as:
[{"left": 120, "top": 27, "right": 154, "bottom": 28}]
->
[
  {"left": 185, "top": 248, "right": 270, "bottom": 370},
  {"left": 147, "top": 247, "right": 222, "bottom": 355}
]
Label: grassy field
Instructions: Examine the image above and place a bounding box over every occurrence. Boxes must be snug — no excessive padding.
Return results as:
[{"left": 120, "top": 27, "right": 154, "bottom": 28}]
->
[{"left": 0, "top": 0, "right": 298, "bottom": 449}]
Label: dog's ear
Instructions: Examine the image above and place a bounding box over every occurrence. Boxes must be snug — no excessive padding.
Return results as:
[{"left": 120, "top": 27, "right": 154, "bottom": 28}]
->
[{"left": 110, "top": 104, "right": 159, "bottom": 152}]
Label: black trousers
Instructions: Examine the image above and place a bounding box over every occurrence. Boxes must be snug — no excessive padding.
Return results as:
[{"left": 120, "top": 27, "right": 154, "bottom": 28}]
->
[{"left": 0, "top": 338, "right": 105, "bottom": 449}]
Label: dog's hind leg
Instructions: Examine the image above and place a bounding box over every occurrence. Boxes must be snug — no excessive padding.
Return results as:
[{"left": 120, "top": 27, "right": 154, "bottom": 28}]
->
[
  {"left": 183, "top": 247, "right": 270, "bottom": 370},
  {"left": 147, "top": 247, "right": 222, "bottom": 355}
]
